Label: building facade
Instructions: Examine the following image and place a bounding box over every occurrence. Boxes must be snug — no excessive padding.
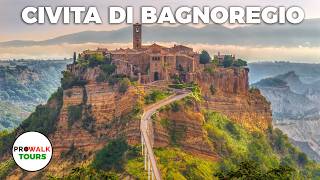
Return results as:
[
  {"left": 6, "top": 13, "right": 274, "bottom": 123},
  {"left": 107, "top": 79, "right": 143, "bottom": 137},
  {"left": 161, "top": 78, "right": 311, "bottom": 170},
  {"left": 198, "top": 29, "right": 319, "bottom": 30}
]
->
[{"left": 79, "top": 24, "right": 203, "bottom": 84}]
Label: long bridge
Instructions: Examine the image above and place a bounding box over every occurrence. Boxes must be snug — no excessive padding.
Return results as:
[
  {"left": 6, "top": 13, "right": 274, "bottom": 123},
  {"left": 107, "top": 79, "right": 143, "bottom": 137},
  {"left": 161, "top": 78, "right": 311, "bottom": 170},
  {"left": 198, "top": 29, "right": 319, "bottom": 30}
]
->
[{"left": 140, "top": 90, "right": 191, "bottom": 180}]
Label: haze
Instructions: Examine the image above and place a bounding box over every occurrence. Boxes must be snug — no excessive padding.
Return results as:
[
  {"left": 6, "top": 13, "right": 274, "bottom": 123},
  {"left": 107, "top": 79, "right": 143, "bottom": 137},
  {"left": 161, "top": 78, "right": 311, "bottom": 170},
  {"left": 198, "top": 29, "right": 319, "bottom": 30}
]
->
[{"left": 0, "top": 0, "right": 319, "bottom": 62}]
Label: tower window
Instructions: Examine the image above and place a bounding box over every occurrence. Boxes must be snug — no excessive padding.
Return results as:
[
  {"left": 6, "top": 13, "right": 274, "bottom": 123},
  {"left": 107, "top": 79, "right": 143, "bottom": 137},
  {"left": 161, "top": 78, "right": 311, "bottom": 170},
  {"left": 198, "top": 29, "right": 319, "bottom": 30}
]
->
[{"left": 136, "top": 27, "right": 139, "bottom": 33}]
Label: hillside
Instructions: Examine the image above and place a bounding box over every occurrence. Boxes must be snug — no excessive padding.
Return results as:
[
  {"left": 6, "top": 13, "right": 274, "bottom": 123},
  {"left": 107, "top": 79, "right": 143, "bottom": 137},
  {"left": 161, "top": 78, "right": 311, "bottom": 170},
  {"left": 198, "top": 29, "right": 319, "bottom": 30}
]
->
[
  {"left": 248, "top": 62, "right": 320, "bottom": 84},
  {"left": 0, "top": 55, "right": 319, "bottom": 179},
  {"left": 0, "top": 60, "right": 69, "bottom": 130},
  {"left": 253, "top": 71, "right": 320, "bottom": 163},
  {"left": 253, "top": 71, "right": 320, "bottom": 121}
]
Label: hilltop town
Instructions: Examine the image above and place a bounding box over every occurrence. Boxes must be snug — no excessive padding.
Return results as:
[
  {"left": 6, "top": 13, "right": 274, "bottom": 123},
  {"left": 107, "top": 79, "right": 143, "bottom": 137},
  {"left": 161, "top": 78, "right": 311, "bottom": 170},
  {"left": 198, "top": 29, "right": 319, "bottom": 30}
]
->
[{"left": 73, "top": 23, "right": 246, "bottom": 85}]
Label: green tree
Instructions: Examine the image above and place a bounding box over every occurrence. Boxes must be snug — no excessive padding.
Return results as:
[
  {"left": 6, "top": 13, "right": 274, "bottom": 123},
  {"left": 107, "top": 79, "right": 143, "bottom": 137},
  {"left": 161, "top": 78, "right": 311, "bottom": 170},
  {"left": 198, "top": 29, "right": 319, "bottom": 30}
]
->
[
  {"left": 67, "top": 105, "right": 83, "bottom": 128},
  {"left": 200, "top": 50, "right": 211, "bottom": 64},
  {"left": 101, "top": 64, "right": 116, "bottom": 76},
  {"left": 215, "top": 160, "right": 295, "bottom": 179},
  {"left": 223, "top": 55, "right": 233, "bottom": 68},
  {"left": 118, "top": 78, "right": 131, "bottom": 94},
  {"left": 91, "top": 138, "right": 129, "bottom": 172},
  {"left": 233, "top": 59, "right": 248, "bottom": 67}
]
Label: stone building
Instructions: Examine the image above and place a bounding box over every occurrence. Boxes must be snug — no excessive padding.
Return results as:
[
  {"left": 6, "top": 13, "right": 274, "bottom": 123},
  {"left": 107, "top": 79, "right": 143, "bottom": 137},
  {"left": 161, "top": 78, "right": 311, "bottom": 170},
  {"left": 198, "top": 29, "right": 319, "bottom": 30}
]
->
[
  {"left": 215, "top": 52, "right": 236, "bottom": 64},
  {"left": 79, "top": 23, "right": 202, "bottom": 84}
]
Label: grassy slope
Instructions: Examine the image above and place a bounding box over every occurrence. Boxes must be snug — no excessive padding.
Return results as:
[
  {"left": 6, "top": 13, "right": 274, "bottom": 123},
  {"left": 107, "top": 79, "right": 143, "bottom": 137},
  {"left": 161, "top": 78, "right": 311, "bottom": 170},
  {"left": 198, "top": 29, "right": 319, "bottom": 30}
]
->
[{"left": 124, "top": 110, "right": 320, "bottom": 179}]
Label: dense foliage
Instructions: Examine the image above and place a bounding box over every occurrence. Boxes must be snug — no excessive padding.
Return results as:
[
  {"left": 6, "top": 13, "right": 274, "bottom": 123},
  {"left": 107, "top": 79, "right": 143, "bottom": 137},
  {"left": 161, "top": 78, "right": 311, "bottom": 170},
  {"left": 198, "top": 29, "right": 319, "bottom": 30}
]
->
[
  {"left": 61, "top": 71, "right": 87, "bottom": 89},
  {"left": 233, "top": 59, "right": 248, "bottom": 67},
  {"left": 92, "top": 138, "right": 141, "bottom": 172},
  {"left": 126, "top": 109, "right": 320, "bottom": 179},
  {"left": 96, "top": 64, "right": 117, "bottom": 82},
  {"left": 204, "top": 111, "right": 320, "bottom": 179},
  {"left": 0, "top": 159, "right": 16, "bottom": 179},
  {"left": 48, "top": 167, "right": 119, "bottom": 180},
  {"left": 144, "top": 90, "right": 171, "bottom": 104},
  {"left": 127, "top": 147, "right": 218, "bottom": 179},
  {"left": 199, "top": 50, "right": 211, "bottom": 64},
  {"left": 67, "top": 105, "right": 83, "bottom": 128},
  {"left": 222, "top": 55, "right": 234, "bottom": 68},
  {"left": 118, "top": 78, "right": 131, "bottom": 94}
]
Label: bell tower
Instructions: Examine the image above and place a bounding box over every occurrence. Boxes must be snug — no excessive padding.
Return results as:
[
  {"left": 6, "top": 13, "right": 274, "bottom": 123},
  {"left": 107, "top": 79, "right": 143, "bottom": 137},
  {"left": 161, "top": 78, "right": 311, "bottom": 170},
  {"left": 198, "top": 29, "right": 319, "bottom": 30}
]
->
[{"left": 133, "top": 23, "right": 142, "bottom": 49}]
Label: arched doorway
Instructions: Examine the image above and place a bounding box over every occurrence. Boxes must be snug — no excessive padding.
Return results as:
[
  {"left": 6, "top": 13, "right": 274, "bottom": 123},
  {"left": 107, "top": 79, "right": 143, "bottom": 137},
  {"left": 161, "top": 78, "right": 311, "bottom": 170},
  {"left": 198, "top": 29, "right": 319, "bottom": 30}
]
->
[{"left": 154, "top": 72, "right": 160, "bottom": 81}]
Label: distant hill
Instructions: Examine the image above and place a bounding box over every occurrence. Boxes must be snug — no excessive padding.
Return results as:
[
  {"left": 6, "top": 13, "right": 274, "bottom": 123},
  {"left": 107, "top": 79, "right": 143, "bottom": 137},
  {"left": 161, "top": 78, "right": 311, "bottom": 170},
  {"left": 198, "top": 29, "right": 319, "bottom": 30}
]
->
[
  {"left": 252, "top": 71, "right": 320, "bottom": 121},
  {"left": 0, "top": 60, "right": 69, "bottom": 130},
  {"left": 249, "top": 62, "right": 320, "bottom": 84},
  {"left": 253, "top": 71, "right": 320, "bottom": 162},
  {"left": 1, "top": 18, "right": 319, "bottom": 48}
]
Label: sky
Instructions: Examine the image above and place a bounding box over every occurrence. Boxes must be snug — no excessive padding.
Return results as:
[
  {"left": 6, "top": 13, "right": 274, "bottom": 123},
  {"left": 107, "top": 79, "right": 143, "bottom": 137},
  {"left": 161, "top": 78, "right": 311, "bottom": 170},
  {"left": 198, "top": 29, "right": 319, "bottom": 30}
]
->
[{"left": 0, "top": 0, "right": 319, "bottom": 62}]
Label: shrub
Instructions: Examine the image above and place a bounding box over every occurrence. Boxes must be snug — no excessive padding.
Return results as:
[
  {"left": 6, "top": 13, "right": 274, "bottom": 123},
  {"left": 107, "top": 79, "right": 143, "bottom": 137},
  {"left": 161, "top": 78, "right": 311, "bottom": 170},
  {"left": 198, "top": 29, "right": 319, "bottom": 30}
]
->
[
  {"left": 222, "top": 55, "right": 233, "bottom": 68},
  {"left": 215, "top": 160, "right": 295, "bottom": 179},
  {"left": 199, "top": 50, "right": 211, "bottom": 64},
  {"left": 101, "top": 64, "right": 116, "bottom": 76},
  {"left": 204, "top": 66, "right": 215, "bottom": 75},
  {"left": 210, "top": 84, "right": 216, "bottom": 95},
  {"left": 118, "top": 78, "right": 131, "bottom": 94},
  {"left": 67, "top": 105, "right": 83, "bottom": 128},
  {"left": 144, "top": 90, "right": 171, "bottom": 104},
  {"left": 108, "top": 74, "right": 127, "bottom": 86},
  {"left": 82, "top": 105, "right": 95, "bottom": 133},
  {"left": 91, "top": 138, "right": 129, "bottom": 171},
  {"left": 297, "top": 152, "right": 308, "bottom": 166},
  {"left": 88, "top": 54, "right": 105, "bottom": 67},
  {"left": 0, "top": 159, "right": 16, "bottom": 179},
  {"left": 233, "top": 59, "right": 247, "bottom": 67},
  {"left": 225, "top": 122, "right": 240, "bottom": 140},
  {"left": 48, "top": 166, "right": 118, "bottom": 179},
  {"left": 61, "top": 71, "right": 87, "bottom": 89},
  {"left": 96, "top": 64, "right": 117, "bottom": 83},
  {"left": 170, "top": 102, "right": 180, "bottom": 112}
]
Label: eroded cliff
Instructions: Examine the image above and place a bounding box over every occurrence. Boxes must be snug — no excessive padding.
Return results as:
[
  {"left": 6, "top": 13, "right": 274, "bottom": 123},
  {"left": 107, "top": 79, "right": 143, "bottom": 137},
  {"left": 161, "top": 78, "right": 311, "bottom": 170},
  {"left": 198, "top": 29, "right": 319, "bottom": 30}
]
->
[{"left": 196, "top": 67, "right": 272, "bottom": 131}]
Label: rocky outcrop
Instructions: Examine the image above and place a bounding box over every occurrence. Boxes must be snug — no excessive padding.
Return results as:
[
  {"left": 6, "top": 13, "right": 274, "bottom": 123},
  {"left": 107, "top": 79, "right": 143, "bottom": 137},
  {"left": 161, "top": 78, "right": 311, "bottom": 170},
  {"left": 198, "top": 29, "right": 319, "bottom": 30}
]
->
[
  {"left": 203, "top": 92, "right": 272, "bottom": 131},
  {"left": 194, "top": 67, "right": 249, "bottom": 96},
  {"left": 50, "top": 82, "right": 142, "bottom": 158},
  {"left": 196, "top": 67, "right": 272, "bottom": 131},
  {"left": 153, "top": 103, "right": 218, "bottom": 160}
]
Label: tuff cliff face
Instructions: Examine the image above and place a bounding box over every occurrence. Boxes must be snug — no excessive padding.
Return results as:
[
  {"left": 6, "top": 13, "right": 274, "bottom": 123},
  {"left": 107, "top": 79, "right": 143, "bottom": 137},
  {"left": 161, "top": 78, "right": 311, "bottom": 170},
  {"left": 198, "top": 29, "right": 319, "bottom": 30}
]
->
[
  {"left": 148, "top": 67, "right": 272, "bottom": 160},
  {"left": 195, "top": 67, "right": 272, "bottom": 131},
  {"left": 46, "top": 64, "right": 143, "bottom": 163},
  {"left": 195, "top": 67, "right": 250, "bottom": 95},
  {"left": 53, "top": 65, "right": 272, "bottom": 158},
  {"left": 153, "top": 101, "right": 218, "bottom": 159},
  {"left": 50, "top": 84, "right": 140, "bottom": 158}
]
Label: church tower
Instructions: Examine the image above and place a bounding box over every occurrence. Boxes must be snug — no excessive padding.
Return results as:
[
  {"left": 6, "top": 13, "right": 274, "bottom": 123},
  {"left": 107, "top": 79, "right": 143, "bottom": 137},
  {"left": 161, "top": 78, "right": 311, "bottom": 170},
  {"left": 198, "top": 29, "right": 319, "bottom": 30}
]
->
[{"left": 133, "top": 23, "right": 142, "bottom": 49}]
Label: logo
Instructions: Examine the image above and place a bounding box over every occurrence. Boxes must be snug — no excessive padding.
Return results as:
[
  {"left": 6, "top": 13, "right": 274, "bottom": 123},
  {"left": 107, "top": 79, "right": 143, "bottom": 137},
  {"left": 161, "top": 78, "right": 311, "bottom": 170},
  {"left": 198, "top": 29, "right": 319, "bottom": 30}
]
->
[{"left": 12, "top": 132, "right": 52, "bottom": 171}]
